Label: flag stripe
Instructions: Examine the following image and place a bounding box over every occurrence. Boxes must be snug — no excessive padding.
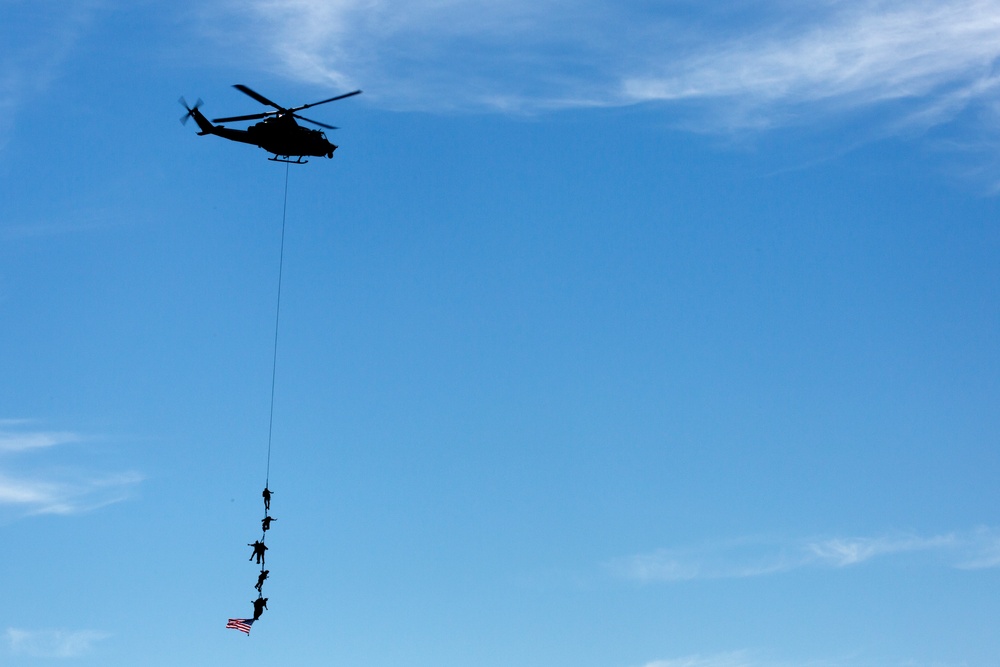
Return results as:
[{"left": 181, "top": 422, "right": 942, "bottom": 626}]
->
[{"left": 226, "top": 618, "right": 254, "bottom": 634}]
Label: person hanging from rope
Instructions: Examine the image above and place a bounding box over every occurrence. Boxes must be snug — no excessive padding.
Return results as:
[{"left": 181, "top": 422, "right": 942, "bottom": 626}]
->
[
  {"left": 255, "top": 569, "right": 270, "bottom": 593},
  {"left": 262, "top": 515, "right": 276, "bottom": 532},
  {"left": 249, "top": 539, "right": 268, "bottom": 564},
  {"left": 252, "top": 595, "right": 269, "bottom": 621},
  {"left": 262, "top": 486, "right": 273, "bottom": 511}
]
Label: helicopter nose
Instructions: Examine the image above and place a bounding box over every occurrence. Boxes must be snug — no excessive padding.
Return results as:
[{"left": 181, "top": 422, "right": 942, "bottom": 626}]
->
[{"left": 327, "top": 144, "right": 338, "bottom": 158}]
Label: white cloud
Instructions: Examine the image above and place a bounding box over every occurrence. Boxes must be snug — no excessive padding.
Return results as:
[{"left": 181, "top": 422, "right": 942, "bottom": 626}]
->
[
  {"left": 643, "top": 652, "right": 759, "bottom": 667},
  {"left": 0, "top": 474, "right": 63, "bottom": 506},
  {"left": 0, "top": 2, "right": 100, "bottom": 146},
  {"left": 0, "top": 423, "right": 142, "bottom": 517},
  {"left": 212, "top": 0, "right": 612, "bottom": 110},
  {"left": 210, "top": 0, "right": 1000, "bottom": 126},
  {"left": 0, "top": 471, "right": 143, "bottom": 515},
  {"left": 612, "top": 529, "right": 1000, "bottom": 583},
  {"left": 622, "top": 0, "right": 1000, "bottom": 129},
  {"left": 6, "top": 628, "right": 110, "bottom": 659},
  {"left": 640, "top": 653, "right": 961, "bottom": 667},
  {"left": 954, "top": 526, "right": 1000, "bottom": 569},
  {"left": 0, "top": 429, "right": 81, "bottom": 453},
  {"left": 806, "top": 534, "right": 957, "bottom": 567},
  {"left": 613, "top": 538, "right": 799, "bottom": 582}
]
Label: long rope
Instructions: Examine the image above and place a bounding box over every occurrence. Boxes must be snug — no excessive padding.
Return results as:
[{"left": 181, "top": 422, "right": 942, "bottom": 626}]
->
[
  {"left": 229, "top": 163, "right": 289, "bottom": 635},
  {"left": 265, "top": 162, "right": 290, "bottom": 488}
]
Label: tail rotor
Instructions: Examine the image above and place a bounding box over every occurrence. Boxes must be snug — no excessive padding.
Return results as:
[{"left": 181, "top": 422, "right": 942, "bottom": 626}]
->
[{"left": 179, "top": 96, "right": 204, "bottom": 125}]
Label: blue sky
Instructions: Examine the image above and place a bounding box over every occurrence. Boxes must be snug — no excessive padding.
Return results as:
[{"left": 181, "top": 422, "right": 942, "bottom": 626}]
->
[{"left": 2, "top": 1, "right": 999, "bottom": 665}]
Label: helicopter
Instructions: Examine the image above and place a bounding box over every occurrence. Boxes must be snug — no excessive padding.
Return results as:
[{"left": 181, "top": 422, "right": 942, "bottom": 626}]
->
[{"left": 180, "top": 84, "right": 361, "bottom": 163}]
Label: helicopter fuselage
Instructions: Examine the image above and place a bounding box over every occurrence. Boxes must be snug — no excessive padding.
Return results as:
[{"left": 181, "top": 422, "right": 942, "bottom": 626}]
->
[
  {"left": 247, "top": 115, "right": 337, "bottom": 159},
  {"left": 186, "top": 105, "right": 337, "bottom": 160}
]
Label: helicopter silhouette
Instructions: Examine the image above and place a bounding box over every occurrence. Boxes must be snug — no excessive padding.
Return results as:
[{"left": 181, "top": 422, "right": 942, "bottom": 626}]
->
[{"left": 180, "top": 84, "right": 361, "bottom": 163}]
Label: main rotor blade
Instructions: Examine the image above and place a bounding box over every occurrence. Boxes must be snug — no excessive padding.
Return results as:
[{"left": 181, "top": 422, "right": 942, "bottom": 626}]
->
[
  {"left": 294, "top": 114, "right": 338, "bottom": 130},
  {"left": 213, "top": 111, "right": 276, "bottom": 123},
  {"left": 233, "top": 84, "right": 286, "bottom": 111},
  {"left": 291, "top": 89, "right": 362, "bottom": 113}
]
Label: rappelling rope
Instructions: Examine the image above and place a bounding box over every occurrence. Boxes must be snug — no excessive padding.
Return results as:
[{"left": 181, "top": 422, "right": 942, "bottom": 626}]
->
[
  {"left": 265, "top": 161, "right": 290, "bottom": 488},
  {"left": 228, "top": 162, "right": 289, "bottom": 636}
]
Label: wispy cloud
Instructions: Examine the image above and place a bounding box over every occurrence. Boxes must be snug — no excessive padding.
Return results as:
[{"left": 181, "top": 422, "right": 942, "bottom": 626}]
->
[
  {"left": 953, "top": 526, "right": 1000, "bottom": 570},
  {"left": 642, "top": 652, "right": 761, "bottom": 667},
  {"left": 0, "top": 423, "right": 142, "bottom": 517},
  {"left": 210, "top": 0, "right": 1000, "bottom": 126},
  {"left": 5, "top": 628, "right": 110, "bottom": 659},
  {"left": 617, "top": 536, "right": 800, "bottom": 582},
  {"left": 623, "top": 0, "right": 1000, "bottom": 128},
  {"left": 0, "top": 429, "right": 81, "bottom": 453},
  {"left": 611, "top": 529, "right": 1000, "bottom": 583},
  {"left": 209, "top": 0, "right": 608, "bottom": 110},
  {"left": 0, "top": 2, "right": 101, "bottom": 147},
  {"left": 0, "top": 470, "right": 143, "bottom": 515},
  {"left": 639, "top": 652, "right": 963, "bottom": 667},
  {"left": 806, "top": 533, "right": 957, "bottom": 567}
]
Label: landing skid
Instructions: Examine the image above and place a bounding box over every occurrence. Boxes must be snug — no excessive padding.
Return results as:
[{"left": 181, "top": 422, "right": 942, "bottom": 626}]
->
[{"left": 269, "top": 155, "right": 308, "bottom": 164}]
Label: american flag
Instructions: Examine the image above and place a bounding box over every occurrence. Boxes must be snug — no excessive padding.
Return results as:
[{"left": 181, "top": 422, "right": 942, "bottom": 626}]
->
[{"left": 226, "top": 618, "right": 255, "bottom": 635}]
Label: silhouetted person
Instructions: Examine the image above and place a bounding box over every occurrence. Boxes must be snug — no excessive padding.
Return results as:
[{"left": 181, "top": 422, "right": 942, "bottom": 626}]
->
[
  {"left": 252, "top": 595, "right": 268, "bottom": 621},
  {"left": 262, "top": 486, "right": 272, "bottom": 511},
  {"left": 249, "top": 540, "right": 267, "bottom": 564},
  {"left": 255, "top": 569, "right": 270, "bottom": 593},
  {"left": 262, "top": 515, "right": 276, "bottom": 532}
]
